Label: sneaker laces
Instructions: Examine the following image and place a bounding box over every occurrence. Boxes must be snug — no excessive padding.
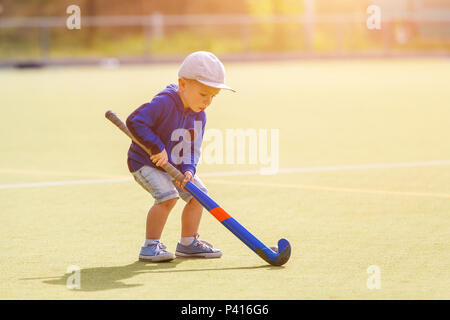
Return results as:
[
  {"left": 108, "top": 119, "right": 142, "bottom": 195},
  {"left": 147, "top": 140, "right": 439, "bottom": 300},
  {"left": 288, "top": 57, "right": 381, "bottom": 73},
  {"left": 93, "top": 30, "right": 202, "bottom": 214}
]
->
[
  {"left": 193, "top": 233, "right": 214, "bottom": 249},
  {"left": 150, "top": 241, "right": 168, "bottom": 253},
  {"left": 156, "top": 242, "right": 167, "bottom": 250}
]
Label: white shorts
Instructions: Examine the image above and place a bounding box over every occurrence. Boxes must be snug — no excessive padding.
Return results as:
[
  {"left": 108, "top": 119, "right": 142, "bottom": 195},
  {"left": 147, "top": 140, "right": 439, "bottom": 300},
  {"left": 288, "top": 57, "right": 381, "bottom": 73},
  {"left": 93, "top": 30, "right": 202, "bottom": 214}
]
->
[{"left": 131, "top": 165, "right": 208, "bottom": 205}]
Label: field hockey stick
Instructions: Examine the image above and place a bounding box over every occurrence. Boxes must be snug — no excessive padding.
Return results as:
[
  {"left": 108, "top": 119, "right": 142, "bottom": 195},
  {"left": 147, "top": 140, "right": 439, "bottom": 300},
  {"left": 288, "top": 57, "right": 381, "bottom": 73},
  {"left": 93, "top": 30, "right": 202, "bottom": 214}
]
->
[{"left": 105, "top": 110, "right": 291, "bottom": 266}]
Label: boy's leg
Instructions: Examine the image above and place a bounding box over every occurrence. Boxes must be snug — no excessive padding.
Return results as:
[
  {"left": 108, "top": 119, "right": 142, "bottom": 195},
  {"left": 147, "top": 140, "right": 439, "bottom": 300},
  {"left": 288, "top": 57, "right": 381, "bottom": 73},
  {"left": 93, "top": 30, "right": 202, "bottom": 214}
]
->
[
  {"left": 131, "top": 165, "right": 181, "bottom": 262},
  {"left": 181, "top": 197, "right": 203, "bottom": 237},
  {"left": 147, "top": 198, "right": 178, "bottom": 239},
  {"left": 175, "top": 175, "right": 208, "bottom": 238},
  {"left": 175, "top": 176, "right": 222, "bottom": 258},
  {"left": 132, "top": 165, "right": 180, "bottom": 239}
]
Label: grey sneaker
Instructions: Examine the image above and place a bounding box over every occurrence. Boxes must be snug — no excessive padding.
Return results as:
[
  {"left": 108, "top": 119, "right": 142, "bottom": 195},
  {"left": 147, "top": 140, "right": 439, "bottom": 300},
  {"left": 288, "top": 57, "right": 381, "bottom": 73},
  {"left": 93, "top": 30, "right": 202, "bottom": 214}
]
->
[
  {"left": 175, "top": 234, "right": 222, "bottom": 258},
  {"left": 139, "top": 240, "right": 175, "bottom": 262}
]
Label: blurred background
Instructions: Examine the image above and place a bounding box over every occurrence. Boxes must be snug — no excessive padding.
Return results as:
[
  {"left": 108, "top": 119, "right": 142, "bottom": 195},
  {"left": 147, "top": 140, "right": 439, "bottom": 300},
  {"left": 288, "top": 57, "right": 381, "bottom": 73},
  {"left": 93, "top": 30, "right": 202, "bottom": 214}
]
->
[
  {"left": 1, "top": 0, "right": 449, "bottom": 67},
  {"left": 1, "top": 1, "right": 450, "bottom": 300}
]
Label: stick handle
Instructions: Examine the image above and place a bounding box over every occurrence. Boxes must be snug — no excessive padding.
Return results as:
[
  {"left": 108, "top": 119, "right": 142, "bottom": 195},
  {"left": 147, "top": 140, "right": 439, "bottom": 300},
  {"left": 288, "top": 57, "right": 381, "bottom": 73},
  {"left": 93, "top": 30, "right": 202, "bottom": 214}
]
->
[{"left": 105, "top": 110, "right": 185, "bottom": 182}]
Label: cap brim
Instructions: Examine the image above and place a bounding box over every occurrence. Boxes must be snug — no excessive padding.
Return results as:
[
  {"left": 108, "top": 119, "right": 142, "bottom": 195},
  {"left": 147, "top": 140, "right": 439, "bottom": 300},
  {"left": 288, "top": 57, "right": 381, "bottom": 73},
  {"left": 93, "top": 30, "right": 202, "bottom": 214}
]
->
[{"left": 196, "top": 79, "right": 236, "bottom": 92}]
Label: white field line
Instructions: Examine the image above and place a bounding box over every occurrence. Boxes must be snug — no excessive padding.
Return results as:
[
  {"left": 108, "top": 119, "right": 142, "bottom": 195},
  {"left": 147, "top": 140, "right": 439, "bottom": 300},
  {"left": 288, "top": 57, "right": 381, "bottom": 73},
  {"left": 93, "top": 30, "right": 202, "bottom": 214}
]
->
[
  {"left": 203, "top": 179, "right": 450, "bottom": 199},
  {"left": 0, "top": 178, "right": 133, "bottom": 189},
  {"left": 0, "top": 160, "right": 449, "bottom": 190},
  {"left": 200, "top": 160, "right": 450, "bottom": 177}
]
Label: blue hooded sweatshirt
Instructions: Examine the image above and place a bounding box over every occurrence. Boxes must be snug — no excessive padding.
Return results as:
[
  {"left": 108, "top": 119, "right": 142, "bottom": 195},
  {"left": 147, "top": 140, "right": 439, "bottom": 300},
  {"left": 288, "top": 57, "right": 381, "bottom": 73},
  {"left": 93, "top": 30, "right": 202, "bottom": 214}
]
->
[{"left": 126, "top": 84, "right": 206, "bottom": 175}]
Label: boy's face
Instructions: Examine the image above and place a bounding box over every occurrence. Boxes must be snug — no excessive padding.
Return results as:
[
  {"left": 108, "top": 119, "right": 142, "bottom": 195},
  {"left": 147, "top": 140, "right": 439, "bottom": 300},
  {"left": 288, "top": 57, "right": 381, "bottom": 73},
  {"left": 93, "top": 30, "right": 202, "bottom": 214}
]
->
[{"left": 178, "top": 78, "right": 221, "bottom": 113}]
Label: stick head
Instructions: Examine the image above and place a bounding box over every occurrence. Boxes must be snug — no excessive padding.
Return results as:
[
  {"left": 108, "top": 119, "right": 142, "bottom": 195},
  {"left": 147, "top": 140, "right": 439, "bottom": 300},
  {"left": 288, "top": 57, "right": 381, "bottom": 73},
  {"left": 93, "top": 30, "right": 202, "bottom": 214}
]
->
[{"left": 256, "top": 238, "right": 291, "bottom": 266}]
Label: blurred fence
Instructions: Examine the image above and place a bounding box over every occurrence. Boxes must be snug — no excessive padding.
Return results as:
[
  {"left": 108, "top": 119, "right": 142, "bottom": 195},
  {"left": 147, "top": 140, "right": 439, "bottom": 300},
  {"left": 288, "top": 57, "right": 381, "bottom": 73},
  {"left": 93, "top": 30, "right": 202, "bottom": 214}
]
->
[{"left": 1, "top": 12, "right": 450, "bottom": 65}]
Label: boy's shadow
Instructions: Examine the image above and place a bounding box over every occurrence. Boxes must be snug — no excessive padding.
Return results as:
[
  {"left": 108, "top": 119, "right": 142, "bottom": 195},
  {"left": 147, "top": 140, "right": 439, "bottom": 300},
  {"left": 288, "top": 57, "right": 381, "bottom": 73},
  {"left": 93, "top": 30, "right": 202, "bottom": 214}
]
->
[{"left": 22, "top": 260, "right": 278, "bottom": 292}]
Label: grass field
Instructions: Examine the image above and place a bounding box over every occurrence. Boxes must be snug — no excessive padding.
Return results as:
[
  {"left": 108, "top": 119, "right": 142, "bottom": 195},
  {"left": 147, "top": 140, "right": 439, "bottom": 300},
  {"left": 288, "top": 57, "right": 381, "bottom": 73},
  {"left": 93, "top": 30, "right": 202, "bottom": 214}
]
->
[{"left": 1, "top": 59, "right": 449, "bottom": 299}]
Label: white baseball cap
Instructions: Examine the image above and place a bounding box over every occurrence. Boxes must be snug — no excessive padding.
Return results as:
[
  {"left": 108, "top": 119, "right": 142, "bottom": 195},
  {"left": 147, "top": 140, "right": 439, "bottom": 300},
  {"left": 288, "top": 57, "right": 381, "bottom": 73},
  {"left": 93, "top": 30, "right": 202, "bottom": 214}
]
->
[{"left": 178, "top": 51, "right": 235, "bottom": 92}]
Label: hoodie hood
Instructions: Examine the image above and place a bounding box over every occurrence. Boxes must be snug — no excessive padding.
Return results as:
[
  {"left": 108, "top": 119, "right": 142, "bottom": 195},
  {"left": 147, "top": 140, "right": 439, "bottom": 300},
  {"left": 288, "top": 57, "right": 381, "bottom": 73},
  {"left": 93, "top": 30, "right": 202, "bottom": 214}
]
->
[{"left": 158, "top": 83, "right": 197, "bottom": 116}]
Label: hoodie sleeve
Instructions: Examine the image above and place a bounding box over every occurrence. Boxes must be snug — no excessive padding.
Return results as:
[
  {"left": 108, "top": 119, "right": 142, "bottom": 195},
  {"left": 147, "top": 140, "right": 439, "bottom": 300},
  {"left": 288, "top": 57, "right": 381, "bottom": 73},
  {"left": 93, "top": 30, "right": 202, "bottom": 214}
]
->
[
  {"left": 126, "top": 97, "right": 167, "bottom": 155},
  {"left": 181, "top": 112, "right": 207, "bottom": 175}
]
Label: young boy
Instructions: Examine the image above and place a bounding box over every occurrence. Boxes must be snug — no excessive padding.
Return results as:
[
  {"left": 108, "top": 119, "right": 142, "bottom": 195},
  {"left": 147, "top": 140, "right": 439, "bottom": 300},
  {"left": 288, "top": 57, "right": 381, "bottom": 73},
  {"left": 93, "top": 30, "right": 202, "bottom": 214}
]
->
[{"left": 126, "top": 51, "right": 235, "bottom": 262}]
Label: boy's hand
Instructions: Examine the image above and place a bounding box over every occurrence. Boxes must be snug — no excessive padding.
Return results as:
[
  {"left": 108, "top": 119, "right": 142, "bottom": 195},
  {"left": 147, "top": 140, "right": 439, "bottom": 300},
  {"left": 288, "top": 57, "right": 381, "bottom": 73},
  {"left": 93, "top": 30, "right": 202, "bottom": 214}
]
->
[
  {"left": 176, "top": 171, "right": 194, "bottom": 192},
  {"left": 150, "top": 149, "right": 168, "bottom": 167}
]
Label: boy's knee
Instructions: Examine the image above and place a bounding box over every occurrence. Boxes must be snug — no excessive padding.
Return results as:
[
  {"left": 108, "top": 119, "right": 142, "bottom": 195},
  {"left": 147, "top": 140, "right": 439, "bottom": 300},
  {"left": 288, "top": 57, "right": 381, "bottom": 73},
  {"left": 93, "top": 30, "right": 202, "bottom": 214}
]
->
[
  {"left": 187, "top": 197, "right": 203, "bottom": 208},
  {"left": 158, "top": 197, "right": 178, "bottom": 208}
]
